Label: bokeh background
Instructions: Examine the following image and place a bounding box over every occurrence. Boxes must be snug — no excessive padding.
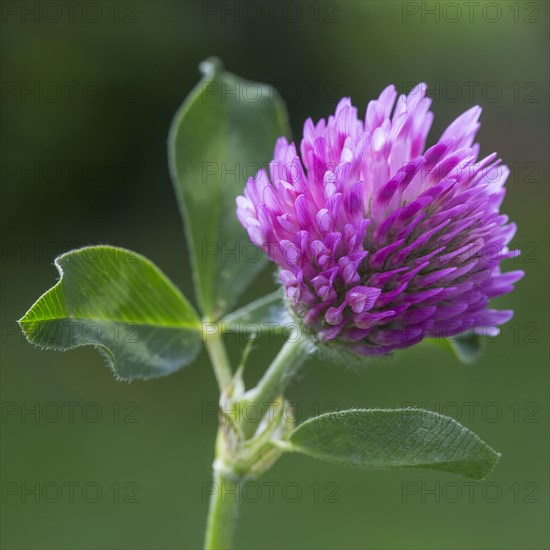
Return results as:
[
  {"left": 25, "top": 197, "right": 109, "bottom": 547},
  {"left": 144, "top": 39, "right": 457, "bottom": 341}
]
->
[{"left": 1, "top": 1, "right": 549, "bottom": 548}]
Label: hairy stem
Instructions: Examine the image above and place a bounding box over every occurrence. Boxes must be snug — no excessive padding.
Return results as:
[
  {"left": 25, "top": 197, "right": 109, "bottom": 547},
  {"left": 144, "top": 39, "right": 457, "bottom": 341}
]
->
[
  {"left": 204, "top": 463, "right": 241, "bottom": 550},
  {"left": 242, "top": 332, "right": 309, "bottom": 438},
  {"left": 204, "top": 327, "right": 233, "bottom": 391},
  {"left": 203, "top": 331, "right": 309, "bottom": 548}
]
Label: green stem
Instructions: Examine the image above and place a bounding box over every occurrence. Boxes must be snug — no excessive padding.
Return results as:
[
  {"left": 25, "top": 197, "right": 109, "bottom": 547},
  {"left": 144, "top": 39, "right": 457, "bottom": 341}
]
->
[
  {"left": 203, "top": 331, "right": 309, "bottom": 548},
  {"left": 242, "top": 333, "right": 309, "bottom": 438},
  {"left": 204, "top": 328, "right": 233, "bottom": 391},
  {"left": 203, "top": 326, "right": 237, "bottom": 549},
  {"left": 204, "top": 464, "right": 241, "bottom": 550}
]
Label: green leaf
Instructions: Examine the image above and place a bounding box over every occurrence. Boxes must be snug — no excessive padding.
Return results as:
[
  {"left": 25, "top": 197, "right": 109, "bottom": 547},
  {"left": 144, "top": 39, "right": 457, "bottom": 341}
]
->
[
  {"left": 18, "top": 246, "right": 202, "bottom": 381},
  {"left": 169, "top": 57, "right": 291, "bottom": 320},
  {"left": 424, "top": 332, "right": 484, "bottom": 364},
  {"left": 221, "top": 291, "right": 290, "bottom": 334},
  {"left": 449, "top": 332, "right": 484, "bottom": 364},
  {"left": 286, "top": 409, "right": 500, "bottom": 480}
]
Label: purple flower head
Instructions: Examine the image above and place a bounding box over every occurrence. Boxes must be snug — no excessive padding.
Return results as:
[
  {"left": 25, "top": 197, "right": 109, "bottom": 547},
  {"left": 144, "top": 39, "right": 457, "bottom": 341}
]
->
[{"left": 237, "top": 84, "right": 524, "bottom": 355}]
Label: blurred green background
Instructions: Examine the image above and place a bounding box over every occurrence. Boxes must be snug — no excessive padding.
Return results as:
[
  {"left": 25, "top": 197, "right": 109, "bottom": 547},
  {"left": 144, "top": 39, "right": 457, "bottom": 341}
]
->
[{"left": 1, "top": 1, "right": 548, "bottom": 548}]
